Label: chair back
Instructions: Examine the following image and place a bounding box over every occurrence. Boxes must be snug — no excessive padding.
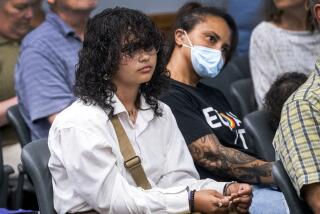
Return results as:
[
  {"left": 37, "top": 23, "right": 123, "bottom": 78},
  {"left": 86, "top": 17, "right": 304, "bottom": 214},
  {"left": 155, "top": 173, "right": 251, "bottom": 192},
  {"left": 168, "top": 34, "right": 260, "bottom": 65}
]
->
[
  {"left": 243, "top": 110, "right": 275, "bottom": 161},
  {"left": 272, "top": 161, "right": 312, "bottom": 214},
  {"left": 7, "top": 105, "right": 31, "bottom": 147},
  {"left": 21, "top": 138, "right": 55, "bottom": 214},
  {"left": 232, "top": 53, "right": 251, "bottom": 77},
  {"left": 230, "top": 78, "right": 257, "bottom": 119}
]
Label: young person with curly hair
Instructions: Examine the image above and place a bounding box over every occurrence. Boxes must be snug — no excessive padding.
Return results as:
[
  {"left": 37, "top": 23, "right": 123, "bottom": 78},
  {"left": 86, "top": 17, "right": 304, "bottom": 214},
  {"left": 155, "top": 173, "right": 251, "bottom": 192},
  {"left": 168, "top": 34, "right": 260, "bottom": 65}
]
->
[
  {"left": 160, "top": 2, "right": 289, "bottom": 213},
  {"left": 48, "top": 7, "right": 252, "bottom": 214}
]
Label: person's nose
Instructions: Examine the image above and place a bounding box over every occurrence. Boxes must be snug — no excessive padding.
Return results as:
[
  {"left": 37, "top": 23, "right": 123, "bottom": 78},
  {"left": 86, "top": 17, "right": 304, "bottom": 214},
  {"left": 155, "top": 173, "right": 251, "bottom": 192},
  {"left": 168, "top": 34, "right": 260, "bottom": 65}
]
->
[{"left": 137, "top": 50, "right": 151, "bottom": 62}]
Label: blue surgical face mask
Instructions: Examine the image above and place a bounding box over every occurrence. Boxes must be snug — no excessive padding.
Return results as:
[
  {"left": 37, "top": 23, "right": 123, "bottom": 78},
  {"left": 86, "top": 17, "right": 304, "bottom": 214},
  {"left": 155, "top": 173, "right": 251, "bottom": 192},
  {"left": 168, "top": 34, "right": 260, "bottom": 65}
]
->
[{"left": 182, "top": 30, "right": 224, "bottom": 78}]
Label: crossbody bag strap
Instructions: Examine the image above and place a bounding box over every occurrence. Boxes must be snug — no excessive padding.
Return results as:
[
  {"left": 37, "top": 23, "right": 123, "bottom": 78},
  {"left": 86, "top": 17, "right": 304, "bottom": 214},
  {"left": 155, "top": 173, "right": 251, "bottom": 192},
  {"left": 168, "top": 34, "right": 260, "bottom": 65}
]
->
[{"left": 111, "top": 115, "right": 151, "bottom": 190}]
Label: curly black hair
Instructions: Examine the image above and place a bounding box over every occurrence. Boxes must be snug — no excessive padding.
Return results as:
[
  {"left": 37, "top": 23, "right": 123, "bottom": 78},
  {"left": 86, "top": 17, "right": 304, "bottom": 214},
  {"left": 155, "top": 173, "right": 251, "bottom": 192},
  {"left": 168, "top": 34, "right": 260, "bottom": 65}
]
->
[
  {"left": 166, "top": 2, "right": 238, "bottom": 65},
  {"left": 264, "top": 72, "right": 308, "bottom": 131},
  {"left": 74, "top": 7, "right": 169, "bottom": 117}
]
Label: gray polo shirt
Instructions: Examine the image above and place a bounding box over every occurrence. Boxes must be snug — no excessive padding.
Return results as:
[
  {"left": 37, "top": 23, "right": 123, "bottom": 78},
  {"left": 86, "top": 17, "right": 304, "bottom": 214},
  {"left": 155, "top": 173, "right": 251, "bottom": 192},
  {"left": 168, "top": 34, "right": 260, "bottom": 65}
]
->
[{"left": 15, "top": 10, "right": 81, "bottom": 140}]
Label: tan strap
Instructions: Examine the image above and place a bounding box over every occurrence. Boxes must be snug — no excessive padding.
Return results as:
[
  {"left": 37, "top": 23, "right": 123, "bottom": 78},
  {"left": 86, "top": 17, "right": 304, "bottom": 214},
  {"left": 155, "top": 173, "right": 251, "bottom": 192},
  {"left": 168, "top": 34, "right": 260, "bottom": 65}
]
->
[{"left": 111, "top": 115, "right": 151, "bottom": 190}]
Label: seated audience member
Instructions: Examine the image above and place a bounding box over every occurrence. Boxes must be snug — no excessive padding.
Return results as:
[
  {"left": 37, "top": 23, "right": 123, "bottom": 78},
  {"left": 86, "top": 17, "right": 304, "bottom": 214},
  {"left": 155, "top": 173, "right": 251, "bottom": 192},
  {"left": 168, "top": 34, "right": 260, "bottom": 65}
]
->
[
  {"left": 48, "top": 8, "right": 252, "bottom": 214},
  {"left": 15, "top": 0, "right": 97, "bottom": 140},
  {"left": 250, "top": 0, "right": 320, "bottom": 109},
  {"left": 264, "top": 72, "right": 308, "bottom": 131},
  {"left": 0, "top": 0, "right": 43, "bottom": 170},
  {"left": 273, "top": 1, "right": 320, "bottom": 212},
  {"left": 160, "top": 2, "right": 289, "bottom": 213}
]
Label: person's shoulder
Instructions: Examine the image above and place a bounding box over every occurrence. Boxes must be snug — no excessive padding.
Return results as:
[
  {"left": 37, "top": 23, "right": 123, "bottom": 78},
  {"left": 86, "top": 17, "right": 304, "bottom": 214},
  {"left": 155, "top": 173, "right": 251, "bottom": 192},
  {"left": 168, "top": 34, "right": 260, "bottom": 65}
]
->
[
  {"left": 161, "top": 80, "right": 202, "bottom": 108},
  {"left": 53, "top": 100, "right": 107, "bottom": 130},
  {"left": 251, "top": 21, "right": 275, "bottom": 38},
  {"left": 161, "top": 80, "right": 190, "bottom": 99},
  {"left": 21, "top": 21, "right": 59, "bottom": 51},
  {"left": 198, "top": 82, "right": 226, "bottom": 98},
  {"left": 284, "top": 72, "right": 320, "bottom": 111},
  {"left": 158, "top": 101, "right": 172, "bottom": 115},
  {"left": 156, "top": 101, "right": 179, "bottom": 124}
]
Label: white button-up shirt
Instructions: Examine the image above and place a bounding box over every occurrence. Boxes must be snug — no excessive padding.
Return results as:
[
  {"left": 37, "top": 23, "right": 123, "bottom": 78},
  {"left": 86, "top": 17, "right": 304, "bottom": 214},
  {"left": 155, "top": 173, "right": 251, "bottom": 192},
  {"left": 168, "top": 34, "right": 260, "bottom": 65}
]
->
[{"left": 48, "top": 95, "right": 227, "bottom": 214}]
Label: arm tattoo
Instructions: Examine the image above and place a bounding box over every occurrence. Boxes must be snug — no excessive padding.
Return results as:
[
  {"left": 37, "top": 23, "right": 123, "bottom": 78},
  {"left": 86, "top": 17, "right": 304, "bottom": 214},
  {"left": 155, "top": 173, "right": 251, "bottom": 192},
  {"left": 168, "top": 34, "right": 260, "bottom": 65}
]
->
[{"left": 188, "top": 134, "right": 273, "bottom": 184}]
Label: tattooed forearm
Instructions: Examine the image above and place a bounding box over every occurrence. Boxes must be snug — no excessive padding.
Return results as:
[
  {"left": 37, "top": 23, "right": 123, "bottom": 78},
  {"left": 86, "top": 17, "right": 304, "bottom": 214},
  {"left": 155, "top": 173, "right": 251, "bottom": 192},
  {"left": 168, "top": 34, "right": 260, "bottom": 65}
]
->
[{"left": 188, "top": 134, "right": 273, "bottom": 184}]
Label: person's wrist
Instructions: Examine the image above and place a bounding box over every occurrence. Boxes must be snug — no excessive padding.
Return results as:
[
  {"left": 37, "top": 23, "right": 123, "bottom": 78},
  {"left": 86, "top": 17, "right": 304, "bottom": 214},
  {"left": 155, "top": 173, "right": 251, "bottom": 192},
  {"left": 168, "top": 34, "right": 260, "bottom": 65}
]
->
[{"left": 223, "top": 181, "right": 237, "bottom": 196}]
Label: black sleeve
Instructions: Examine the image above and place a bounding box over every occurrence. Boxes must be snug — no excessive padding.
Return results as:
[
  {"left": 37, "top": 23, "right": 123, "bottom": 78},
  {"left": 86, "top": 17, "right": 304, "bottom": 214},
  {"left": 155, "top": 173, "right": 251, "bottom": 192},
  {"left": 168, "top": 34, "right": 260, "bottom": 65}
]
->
[{"left": 161, "top": 91, "right": 212, "bottom": 145}]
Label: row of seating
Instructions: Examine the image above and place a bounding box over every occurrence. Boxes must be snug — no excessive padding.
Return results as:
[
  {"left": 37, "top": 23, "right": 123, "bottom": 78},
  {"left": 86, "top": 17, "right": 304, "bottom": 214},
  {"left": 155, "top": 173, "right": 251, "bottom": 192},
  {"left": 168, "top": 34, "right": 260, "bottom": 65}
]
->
[
  {"left": 21, "top": 138, "right": 312, "bottom": 214},
  {"left": 0, "top": 84, "right": 312, "bottom": 213}
]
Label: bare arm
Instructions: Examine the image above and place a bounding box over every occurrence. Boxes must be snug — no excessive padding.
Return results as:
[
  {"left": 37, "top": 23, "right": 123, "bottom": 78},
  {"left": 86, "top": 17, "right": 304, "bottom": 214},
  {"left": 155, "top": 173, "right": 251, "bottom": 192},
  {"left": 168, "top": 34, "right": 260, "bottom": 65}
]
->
[
  {"left": 188, "top": 134, "right": 274, "bottom": 185},
  {"left": 0, "top": 96, "right": 18, "bottom": 127},
  {"left": 302, "top": 182, "right": 320, "bottom": 213}
]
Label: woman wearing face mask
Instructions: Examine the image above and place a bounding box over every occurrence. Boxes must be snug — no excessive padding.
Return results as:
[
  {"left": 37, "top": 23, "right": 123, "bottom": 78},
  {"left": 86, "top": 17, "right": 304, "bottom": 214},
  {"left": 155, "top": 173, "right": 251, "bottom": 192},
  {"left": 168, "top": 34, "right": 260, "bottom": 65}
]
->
[
  {"left": 161, "top": 2, "right": 289, "bottom": 213},
  {"left": 250, "top": 0, "right": 320, "bottom": 109}
]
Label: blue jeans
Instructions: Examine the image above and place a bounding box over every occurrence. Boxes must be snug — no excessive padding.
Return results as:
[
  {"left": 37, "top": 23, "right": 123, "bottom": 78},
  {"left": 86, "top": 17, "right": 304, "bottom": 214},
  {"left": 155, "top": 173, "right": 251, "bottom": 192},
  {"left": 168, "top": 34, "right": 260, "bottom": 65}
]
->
[{"left": 249, "top": 185, "right": 289, "bottom": 214}]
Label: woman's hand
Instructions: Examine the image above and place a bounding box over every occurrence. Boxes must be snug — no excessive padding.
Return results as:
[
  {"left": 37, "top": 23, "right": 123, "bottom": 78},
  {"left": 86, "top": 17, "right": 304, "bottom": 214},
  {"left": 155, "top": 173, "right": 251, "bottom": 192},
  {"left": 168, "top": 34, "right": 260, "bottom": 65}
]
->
[
  {"left": 226, "top": 183, "right": 252, "bottom": 213},
  {"left": 194, "top": 190, "right": 230, "bottom": 214}
]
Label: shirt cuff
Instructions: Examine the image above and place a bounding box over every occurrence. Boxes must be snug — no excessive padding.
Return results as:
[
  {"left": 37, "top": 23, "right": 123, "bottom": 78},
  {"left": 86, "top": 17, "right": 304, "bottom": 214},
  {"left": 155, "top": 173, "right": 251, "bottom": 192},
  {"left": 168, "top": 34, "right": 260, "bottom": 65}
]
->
[
  {"left": 164, "top": 189, "right": 189, "bottom": 213},
  {"left": 201, "top": 179, "right": 228, "bottom": 194}
]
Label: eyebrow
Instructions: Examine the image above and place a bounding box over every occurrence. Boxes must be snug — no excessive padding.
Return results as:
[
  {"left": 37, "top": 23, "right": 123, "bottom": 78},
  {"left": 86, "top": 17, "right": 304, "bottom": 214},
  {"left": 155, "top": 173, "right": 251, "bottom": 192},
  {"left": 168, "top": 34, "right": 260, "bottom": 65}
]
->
[{"left": 205, "top": 31, "right": 221, "bottom": 40}]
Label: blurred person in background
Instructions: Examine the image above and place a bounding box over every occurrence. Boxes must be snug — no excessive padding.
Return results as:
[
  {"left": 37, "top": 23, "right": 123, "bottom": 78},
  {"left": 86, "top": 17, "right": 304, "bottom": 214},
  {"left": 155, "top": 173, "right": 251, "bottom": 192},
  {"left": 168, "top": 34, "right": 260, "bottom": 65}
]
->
[
  {"left": 250, "top": 0, "right": 320, "bottom": 109},
  {"left": 264, "top": 72, "right": 307, "bottom": 131},
  {"left": 15, "top": 0, "right": 97, "bottom": 140},
  {"left": 0, "top": 0, "right": 43, "bottom": 173}
]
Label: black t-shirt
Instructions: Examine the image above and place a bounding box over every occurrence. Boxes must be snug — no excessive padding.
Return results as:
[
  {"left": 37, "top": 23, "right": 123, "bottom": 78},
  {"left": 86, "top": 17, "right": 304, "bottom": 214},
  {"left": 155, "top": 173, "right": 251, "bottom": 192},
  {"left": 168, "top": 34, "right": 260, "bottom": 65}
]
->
[{"left": 160, "top": 79, "right": 258, "bottom": 181}]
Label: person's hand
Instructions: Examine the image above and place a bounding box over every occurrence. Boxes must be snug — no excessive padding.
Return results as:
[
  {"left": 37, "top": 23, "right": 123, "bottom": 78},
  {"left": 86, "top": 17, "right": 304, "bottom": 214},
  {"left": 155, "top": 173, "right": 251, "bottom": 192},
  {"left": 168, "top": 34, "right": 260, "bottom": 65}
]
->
[
  {"left": 194, "top": 189, "right": 230, "bottom": 214},
  {"left": 225, "top": 183, "right": 252, "bottom": 213}
]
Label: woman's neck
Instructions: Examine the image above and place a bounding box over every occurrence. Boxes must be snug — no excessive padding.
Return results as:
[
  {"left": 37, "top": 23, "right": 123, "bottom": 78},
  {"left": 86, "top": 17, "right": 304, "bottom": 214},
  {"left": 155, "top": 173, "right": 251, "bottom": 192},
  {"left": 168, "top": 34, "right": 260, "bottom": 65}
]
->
[
  {"left": 115, "top": 83, "right": 139, "bottom": 113},
  {"left": 167, "top": 48, "right": 200, "bottom": 87},
  {"left": 277, "top": 6, "right": 308, "bottom": 31}
]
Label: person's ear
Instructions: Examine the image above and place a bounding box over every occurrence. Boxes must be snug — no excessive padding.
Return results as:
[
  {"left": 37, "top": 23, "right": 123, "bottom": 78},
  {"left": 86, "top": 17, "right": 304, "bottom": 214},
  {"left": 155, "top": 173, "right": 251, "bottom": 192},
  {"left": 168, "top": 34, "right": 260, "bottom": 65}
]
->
[
  {"left": 314, "top": 4, "right": 320, "bottom": 24},
  {"left": 174, "top": 29, "right": 187, "bottom": 47}
]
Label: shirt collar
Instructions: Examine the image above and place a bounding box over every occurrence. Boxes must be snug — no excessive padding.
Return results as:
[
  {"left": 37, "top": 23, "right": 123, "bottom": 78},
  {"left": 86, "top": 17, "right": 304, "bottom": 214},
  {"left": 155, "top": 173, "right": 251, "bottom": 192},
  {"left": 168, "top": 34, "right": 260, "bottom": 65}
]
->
[
  {"left": 316, "top": 58, "right": 320, "bottom": 76},
  {"left": 112, "top": 94, "right": 155, "bottom": 122},
  {"left": 46, "top": 10, "right": 80, "bottom": 40}
]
